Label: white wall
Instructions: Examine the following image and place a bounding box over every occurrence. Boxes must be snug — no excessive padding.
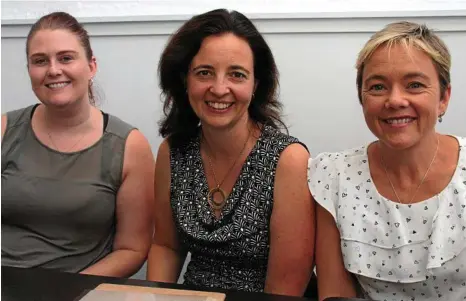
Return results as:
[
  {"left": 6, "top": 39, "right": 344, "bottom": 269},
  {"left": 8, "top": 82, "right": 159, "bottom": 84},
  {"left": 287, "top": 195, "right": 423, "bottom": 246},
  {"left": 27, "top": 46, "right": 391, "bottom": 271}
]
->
[
  {"left": 3, "top": 0, "right": 466, "bottom": 20},
  {"left": 2, "top": 1, "right": 466, "bottom": 280}
]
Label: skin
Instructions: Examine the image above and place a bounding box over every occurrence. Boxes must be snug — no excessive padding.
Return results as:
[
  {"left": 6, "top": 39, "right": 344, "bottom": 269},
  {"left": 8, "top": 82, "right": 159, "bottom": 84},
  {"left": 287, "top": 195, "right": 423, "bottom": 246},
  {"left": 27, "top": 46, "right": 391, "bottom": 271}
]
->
[{"left": 148, "top": 33, "right": 314, "bottom": 296}]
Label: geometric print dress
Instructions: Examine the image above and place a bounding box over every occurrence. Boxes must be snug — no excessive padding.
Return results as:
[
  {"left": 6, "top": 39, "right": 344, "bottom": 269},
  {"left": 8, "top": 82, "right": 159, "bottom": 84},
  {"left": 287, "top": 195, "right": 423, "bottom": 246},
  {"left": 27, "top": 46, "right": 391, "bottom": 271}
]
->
[
  {"left": 308, "top": 136, "right": 466, "bottom": 301},
  {"left": 169, "top": 125, "right": 303, "bottom": 292}
]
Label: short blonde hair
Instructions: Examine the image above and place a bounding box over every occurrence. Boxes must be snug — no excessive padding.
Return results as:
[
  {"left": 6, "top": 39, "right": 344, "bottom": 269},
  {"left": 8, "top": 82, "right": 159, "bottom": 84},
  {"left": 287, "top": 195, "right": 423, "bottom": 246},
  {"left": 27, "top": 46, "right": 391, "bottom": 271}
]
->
[{"left": 356, "top": 21, "right": 451, "bottom": 103}]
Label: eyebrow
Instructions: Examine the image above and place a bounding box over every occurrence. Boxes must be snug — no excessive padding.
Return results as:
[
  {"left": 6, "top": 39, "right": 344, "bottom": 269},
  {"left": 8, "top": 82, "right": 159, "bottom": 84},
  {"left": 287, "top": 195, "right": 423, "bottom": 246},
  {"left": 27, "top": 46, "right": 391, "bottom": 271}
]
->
[
  {"left": 363, "top": 74, "right": 387, "bottom": 87},
  {"left": 364, "top": 72, "right": 431, "bottom": 86},
  {"left": 402, "top": 72, "right": 430, "bottom": 82},
  {"left": 29, "top": 50, "right": 78, "bottom": 58},
  {"left": 191, "top": 64, "right": 214, "bottom": 72},
  {"left": 230, "top": 65, "right": 251, "bottom": 75},
  {"left": 191, "top": 64, "right": 251, "bottom": 75}
]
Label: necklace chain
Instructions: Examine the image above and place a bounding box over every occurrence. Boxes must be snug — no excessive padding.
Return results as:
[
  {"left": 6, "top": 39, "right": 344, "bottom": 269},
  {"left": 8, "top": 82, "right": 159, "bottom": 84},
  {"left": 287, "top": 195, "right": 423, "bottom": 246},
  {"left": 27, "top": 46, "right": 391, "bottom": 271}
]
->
[
  {"left": 380, "top": 136, "right": 440, "bottom": 204},
  {"left": 203, "top": 128, "right": 251, "bottom": 189},
  {"left": 44, "top": 114, "right": 89, "bottom": 153},
  {"left": 202, "top": 127, "right": 251, "bottom": 211}
]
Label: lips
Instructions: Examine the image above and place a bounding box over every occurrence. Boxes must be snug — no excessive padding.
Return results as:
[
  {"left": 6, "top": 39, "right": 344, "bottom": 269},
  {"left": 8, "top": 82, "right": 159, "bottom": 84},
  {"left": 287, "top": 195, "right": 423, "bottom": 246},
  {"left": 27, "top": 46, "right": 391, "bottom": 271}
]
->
[
  {"left": 384, "top": 117, "right": 416, "bottom": 124},
  {"left": 45, "top": 81, "right": 71, "bottom": 89},
  {"left": 206, "top": 101, "right": 234, "bottom": 110},
  {"left": 382, "top": 116, "right": 417, "bottom": 125}
]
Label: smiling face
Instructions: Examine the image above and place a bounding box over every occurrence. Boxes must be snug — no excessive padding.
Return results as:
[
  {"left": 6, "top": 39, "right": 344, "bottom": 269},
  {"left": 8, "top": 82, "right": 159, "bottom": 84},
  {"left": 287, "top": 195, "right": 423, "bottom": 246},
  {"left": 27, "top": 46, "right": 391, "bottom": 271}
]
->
[
  {"left": 27, "top": 29, "right": 96, "bottom": 108},
  {"left": 361, "top": 43, "right": 450, "bottom": 149},
  {"left": 186, "top": 33, "right": 256, "bottom": 130}
]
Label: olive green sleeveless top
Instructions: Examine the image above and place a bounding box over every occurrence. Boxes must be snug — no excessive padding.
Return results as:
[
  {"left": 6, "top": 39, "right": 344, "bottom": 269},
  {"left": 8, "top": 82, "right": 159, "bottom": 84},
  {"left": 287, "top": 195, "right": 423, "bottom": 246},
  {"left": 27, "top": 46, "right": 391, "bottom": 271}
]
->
[{"left": 1, "top": 104, "right": 135, "bottom": 272}]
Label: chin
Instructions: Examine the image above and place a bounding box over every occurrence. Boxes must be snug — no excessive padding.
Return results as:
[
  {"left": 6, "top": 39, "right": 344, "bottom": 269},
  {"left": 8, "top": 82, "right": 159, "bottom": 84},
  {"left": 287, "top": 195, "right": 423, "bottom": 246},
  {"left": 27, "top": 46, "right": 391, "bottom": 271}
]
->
[
  {"left": 379, "top": 134, "right": 420, "bottom": 150},
  {"left": 200, "top": 117, "right": 235, "bottom": 130},
  {"left": 44, "top": 100, "right": 78, "bottom": 109}
]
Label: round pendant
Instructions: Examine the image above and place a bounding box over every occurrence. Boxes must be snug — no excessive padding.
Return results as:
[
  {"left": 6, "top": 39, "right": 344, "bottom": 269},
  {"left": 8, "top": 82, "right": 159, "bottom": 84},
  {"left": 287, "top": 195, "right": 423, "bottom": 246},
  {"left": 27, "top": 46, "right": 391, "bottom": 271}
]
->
[{"left": 207, "top": 186, "right": 227, "bottom": 210}]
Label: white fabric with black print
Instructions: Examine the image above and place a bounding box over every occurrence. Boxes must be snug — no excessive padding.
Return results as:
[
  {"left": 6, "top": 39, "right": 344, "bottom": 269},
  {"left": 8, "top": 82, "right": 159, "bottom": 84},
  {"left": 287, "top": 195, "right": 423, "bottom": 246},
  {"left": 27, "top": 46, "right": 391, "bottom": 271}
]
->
[{"left": 308, "top": 136, "right": 466, "bottom": 301}]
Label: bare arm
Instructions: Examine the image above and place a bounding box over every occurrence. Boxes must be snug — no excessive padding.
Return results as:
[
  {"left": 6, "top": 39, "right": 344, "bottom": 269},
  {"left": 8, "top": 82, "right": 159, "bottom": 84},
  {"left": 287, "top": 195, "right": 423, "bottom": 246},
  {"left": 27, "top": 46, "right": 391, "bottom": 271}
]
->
[
  {"left": 315, "top": 202, "right": 357, "bottom": 301},
  {"left": 264, "top": 143, "right": 315, "bottom": 296},
  {"left": 80, "top": 130, "right": 155, "bottom": 277},
  {"left": 1, "top": 114, "right": 7, "bottom": 140},
  {"left": 146, "top": 139, "right": 187, "bottom": 283}
]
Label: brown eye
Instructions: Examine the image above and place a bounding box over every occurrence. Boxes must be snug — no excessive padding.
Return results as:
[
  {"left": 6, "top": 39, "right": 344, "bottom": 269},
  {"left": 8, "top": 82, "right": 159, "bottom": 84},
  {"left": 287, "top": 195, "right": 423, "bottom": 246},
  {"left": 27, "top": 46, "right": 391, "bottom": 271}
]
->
[
  {"left": 196, "top": 70, "right": 212, "bottom": 77},
  {"left": 231, "top": 71, "right": 246, "bottom": 79}
]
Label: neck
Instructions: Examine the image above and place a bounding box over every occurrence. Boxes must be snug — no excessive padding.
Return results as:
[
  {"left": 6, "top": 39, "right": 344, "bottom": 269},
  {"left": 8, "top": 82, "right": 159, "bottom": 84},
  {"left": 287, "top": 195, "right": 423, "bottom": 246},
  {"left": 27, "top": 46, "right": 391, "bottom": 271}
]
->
[
  {"left": 201, "top": 116, "right": 255, "bottom": 160},
  {"left": 378, "top": 132, "right": 440, "bottom": 182},
  {"left": 41, "top": 100, "right": 93, "bottom": 132}
]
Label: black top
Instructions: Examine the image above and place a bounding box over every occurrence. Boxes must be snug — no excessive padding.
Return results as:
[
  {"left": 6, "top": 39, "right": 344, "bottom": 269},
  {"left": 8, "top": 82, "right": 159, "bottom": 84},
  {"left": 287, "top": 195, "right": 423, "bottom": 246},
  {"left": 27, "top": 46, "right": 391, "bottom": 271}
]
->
[{"left": 170, "top": 125, "right": 304, "bottom": 292}]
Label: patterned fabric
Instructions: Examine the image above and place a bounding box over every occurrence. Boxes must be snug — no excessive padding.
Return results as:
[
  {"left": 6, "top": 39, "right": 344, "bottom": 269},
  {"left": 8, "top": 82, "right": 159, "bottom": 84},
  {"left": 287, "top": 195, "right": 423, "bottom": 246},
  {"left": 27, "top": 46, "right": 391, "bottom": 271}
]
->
[
  {"left": 308, "top": 136, "right": 466, "bottom": 301},
  {"left": 169, "top": 125, "right": 303, "bottom": 292}
]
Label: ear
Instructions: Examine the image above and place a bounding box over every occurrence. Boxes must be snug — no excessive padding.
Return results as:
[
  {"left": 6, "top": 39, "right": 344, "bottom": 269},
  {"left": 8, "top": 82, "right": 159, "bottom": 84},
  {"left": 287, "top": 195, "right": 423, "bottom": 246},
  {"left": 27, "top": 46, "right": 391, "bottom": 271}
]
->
[
  {"left": 88, "top": 56, "right": 97, "bottom": 79},
  {"left": 438, "top": 84, "right": 451, "bottom": 117},
  {"left": 253, "top": 80, "right": 259, "bottom": 94}
]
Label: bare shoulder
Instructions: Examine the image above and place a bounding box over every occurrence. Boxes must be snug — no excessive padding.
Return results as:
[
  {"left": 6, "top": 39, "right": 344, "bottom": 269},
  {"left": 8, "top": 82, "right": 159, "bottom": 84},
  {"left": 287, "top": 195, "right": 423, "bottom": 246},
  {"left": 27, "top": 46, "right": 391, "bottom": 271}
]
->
[
  {"left": 156, "top": 138, "right": 171, "bottom": 159},
  {"left": 277, "top": 143, "right": 310, "bottom": 170},
  {"left": 126, "top": 130, "right": 152, "bottom": 151},
  {"left": 154, "top": 138, "right": 172, "bottom": 179},
  {"left": 1, "top": 114, "right": 7, "bottom": 140},
  {"left": 123, "top": 130, "right": 155, "bottom": 172}
]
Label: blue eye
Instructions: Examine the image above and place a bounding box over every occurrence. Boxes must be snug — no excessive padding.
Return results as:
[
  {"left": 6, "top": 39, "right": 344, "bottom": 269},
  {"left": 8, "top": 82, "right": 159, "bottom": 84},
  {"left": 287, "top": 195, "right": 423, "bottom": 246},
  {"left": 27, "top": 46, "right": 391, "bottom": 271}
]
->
[
  {"left": 408, "top": 82, "right": 424, "bottom": 89},
  {"left": 370, "top": 84, "right": 385, "bottom": 91},
  {"left": 60, "top": 56, "right": 73, "bottom": 63},
  {"left": 32, "top": 58, "right": 47, "bottom": 66}
]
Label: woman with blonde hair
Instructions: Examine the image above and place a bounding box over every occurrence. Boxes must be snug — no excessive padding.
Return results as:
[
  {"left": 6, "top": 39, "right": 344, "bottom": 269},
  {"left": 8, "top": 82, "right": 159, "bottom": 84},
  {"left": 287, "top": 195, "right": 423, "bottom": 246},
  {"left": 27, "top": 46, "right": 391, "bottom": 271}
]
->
[{"left": 310, "top": 21, "right": 465, "bottom": 300}]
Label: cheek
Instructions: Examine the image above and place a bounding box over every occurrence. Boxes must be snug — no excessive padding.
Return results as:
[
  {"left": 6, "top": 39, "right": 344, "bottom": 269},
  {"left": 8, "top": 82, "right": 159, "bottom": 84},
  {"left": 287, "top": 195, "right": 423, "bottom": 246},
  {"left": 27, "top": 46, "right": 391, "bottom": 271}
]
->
[
  {"left": 187, "top": 80, "right": 209, "bottom": 100},
  {"left": 231, "top": 85, "right": 254, "bottom": 104},
  {"left": 28, "top": 69, "right": 44, "bottom": 86},
  {"left": 361, "top": 100, "right": 382, "bottom": 126}
]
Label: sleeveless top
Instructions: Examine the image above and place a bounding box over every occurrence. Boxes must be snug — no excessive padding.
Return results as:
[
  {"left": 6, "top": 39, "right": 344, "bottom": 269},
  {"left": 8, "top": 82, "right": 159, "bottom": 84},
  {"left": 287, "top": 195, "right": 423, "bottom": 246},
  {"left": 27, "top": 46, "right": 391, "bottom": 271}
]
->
[
  {"left": 308, "top": 136, "right": 466, "bottom": 301},
  {"left": 169, "top": 125, "right": 304, "bottom": 292},
  {"left": 1, "top": 104, "right": 135, "bottom": 272}
]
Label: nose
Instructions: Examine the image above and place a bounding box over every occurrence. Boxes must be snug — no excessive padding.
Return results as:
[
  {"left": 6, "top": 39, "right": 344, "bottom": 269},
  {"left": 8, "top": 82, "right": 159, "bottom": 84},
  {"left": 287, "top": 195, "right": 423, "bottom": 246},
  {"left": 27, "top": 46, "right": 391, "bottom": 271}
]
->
[
  {"left": 209, "top": 76, "right": 230, "bottom": 97},
  {"left": 385, "top": 85, "right": 409, "bottom": 109},
  {"left": 47, "top": 60, "right": 63, "bottom": 77}
]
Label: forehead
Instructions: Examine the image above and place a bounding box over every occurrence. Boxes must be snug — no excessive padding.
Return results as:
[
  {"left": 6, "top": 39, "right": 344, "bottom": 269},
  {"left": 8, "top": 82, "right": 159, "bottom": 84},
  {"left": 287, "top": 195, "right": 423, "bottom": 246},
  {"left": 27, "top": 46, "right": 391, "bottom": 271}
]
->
[
  {"left": 191, "top": 33, "right": 253, "bottom": 67},
  {"left": 363, "top": 43, "right": 437, "bottom": 78},
  {"left": 28, "top": 29, "right": 83, "bottom": 55}
]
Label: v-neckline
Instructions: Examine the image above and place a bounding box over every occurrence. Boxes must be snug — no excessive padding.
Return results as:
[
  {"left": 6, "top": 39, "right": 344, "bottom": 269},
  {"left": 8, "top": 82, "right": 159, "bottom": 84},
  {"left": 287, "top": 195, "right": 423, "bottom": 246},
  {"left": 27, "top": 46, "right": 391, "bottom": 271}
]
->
[{"left": 195, "top": 127, "right": 266, "bottom": 223}]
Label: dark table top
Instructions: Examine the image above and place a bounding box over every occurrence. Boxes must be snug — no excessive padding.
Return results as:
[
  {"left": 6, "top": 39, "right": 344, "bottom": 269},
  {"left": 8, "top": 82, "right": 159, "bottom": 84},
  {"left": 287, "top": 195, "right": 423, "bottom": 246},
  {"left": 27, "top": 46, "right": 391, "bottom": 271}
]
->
[{"left": 1, "top": 266, "right": 316, "bottom": 301}]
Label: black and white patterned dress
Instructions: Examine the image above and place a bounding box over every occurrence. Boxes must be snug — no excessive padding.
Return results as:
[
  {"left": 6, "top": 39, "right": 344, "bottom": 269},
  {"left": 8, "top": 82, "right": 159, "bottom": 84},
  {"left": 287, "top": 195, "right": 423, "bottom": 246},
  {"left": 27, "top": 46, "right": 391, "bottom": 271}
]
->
[
  {"left": 308, "top": 136, "right": 466, "bottom": 301},
  {"left": 169, "top": 125, "right": 304, "bottom": 292}
]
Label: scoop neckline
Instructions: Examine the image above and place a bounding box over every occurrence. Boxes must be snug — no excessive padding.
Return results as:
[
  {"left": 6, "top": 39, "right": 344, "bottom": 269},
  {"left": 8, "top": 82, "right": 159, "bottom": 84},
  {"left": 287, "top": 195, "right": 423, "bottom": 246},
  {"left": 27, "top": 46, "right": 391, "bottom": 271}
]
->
[{"left": 363, "top": 135, "right": 462, "bottom": 207}]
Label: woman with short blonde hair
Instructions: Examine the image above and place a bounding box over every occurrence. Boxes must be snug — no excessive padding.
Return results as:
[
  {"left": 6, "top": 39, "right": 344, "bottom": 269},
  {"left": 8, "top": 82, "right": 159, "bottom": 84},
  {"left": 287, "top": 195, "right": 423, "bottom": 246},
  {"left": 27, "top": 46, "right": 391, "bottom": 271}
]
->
[{"left": 310, "top": 21, "right": 465, "bottom": 301}]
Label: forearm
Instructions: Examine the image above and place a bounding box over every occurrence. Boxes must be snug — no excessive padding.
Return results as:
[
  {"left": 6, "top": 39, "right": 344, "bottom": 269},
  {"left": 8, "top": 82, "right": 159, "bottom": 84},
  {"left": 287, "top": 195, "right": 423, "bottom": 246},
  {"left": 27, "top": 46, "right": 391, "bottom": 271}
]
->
[
  {"left": 80, "top": 249, "right": 147, "bottom": 278},
  {"left": 264, "top": 257, "right": 313, "bottom": 296},
  {"left": 146, "top": 243, "right": 185, "bottom": 283},
  {"left": 317, "top": 274, "right": 357, "bottom": 301}
]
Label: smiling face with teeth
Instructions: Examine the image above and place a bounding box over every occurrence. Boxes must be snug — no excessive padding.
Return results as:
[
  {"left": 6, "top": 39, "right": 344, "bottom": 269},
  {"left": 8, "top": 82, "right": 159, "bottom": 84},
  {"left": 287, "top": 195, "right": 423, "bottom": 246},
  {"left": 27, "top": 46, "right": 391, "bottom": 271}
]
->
[
  {"left": 186, "top": 33, "right": 256, "bottom": 131},
  {"left": 360, "top": 43, "right": 451, "bottom": 149},
  {"left": 27, "top": 29, "right": 96, "bottom": 107}
]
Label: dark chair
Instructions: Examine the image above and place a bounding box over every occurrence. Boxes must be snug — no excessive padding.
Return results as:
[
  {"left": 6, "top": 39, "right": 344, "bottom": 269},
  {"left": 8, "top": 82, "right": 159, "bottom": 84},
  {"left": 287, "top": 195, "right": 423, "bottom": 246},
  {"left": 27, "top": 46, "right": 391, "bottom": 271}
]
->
[
  {"left": 324, "top": 297, "right": 371, "bottom": 301},
  {"left": 303, "top": 271, "right": 318, "bottom": 299}
]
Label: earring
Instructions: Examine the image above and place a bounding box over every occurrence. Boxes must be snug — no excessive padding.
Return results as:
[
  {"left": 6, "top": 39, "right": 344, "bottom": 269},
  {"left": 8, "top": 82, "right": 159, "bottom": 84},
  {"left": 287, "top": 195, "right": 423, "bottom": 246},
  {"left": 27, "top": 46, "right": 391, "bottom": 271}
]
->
[
  {"left": 89, "top": 78, "right": 94, "bottom": 86},
  {"left": 438, "top": 113, "right": 444, "bottom": 123}
]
